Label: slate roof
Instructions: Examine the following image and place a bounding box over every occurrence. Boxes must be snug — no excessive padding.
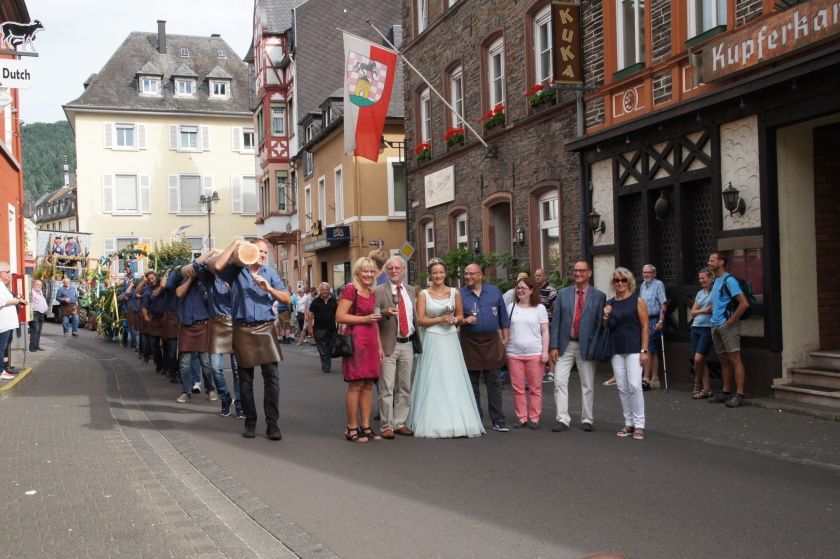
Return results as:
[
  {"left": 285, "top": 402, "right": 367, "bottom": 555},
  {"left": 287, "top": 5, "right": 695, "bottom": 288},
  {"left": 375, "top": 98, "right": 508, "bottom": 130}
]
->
[
  {"left": 293, "top": 0, "right": 402, "bottom": 136},
  {"left": 258, "top": 0, "right": 295, "bottom": 34},
  {"left": 64, "top": 30, "right": 251, "bottom": 118}
]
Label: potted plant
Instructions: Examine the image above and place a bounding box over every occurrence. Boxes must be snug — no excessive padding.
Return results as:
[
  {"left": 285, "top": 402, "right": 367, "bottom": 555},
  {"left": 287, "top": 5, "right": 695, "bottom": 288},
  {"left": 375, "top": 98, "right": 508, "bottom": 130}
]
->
[
  {"left": 479, "top": 104, "right": 505, "bottom": 132},
  {"left": 414, "top": 142, "right": 432, "bottom": 163},
  {"left": 526, "top": 83, "right": 556, "bottom": 109},
  {"left": 444, "top": 126, "right": 465, "bottom": 148}
]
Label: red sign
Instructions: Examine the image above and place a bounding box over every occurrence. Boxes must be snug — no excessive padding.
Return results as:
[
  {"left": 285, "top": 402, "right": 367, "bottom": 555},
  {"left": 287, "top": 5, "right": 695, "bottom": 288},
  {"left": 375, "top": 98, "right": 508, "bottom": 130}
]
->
[{"left": 552, "top": 2, "right": 583, "bottom": 84}]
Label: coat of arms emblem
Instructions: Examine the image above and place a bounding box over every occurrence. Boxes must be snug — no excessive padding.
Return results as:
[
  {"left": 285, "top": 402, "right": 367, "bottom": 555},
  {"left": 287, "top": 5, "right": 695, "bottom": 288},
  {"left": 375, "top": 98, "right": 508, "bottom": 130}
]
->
[{"left": 346, "top": 52, "right": 389, "bottom": 107}]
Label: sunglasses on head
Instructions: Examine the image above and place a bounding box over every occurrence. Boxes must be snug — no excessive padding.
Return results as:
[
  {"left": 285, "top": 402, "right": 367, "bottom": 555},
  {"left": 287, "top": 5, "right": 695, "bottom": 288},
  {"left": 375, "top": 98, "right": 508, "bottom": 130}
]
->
[{"left": 613, "top": 278, "right": 629, "bottom": 284}]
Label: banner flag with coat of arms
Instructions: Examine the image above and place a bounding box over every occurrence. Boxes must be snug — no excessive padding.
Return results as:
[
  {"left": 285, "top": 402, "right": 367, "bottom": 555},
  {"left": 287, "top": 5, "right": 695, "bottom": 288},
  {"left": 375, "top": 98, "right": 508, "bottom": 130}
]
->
[{"left": 343, "top": 32, "right": 397, "bottom": 162}]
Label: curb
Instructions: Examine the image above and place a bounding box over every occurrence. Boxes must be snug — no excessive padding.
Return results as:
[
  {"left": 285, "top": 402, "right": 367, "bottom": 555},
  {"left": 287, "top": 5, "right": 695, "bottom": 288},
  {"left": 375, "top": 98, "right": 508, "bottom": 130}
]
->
[
  {"left": 0, "top": 367, "right": 33, "bottom": 394},
  {"left": 743, "top": 396, "right": 840, "bottom": 422}
]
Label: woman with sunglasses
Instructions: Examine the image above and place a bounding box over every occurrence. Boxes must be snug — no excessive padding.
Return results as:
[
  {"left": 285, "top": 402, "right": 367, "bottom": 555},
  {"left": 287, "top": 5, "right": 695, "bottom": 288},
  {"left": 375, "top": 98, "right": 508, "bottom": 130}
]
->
[
  {"left": 689, "top": 268, "right": 714, "bottom": 399},
  {"left": 603, "top": 268, "right": 649, "bottom": 440},
  {"left": 505, "top": 276, "right": 549, "bottom": 428}
]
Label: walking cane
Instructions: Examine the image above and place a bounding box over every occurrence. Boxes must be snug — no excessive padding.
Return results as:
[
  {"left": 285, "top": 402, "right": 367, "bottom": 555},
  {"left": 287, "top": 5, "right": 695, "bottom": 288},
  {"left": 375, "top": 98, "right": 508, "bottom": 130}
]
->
[{"left": 660, "top": 336, "right": 670, "bottom": 393}]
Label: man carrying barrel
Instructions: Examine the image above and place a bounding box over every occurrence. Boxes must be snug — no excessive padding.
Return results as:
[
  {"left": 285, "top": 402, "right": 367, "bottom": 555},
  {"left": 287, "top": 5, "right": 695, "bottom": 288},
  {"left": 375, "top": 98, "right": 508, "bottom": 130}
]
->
[{"left": 214, "top": 239, "right": 290, "bottom": 440}]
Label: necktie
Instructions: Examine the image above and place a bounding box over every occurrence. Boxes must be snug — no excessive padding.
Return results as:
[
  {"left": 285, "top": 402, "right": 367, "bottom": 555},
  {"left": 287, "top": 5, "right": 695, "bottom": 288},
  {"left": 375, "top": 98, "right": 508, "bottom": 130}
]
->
[
  {"left": 572, "top": 289, "right": 584, "bottom": 339},
  {"left": 397, "top": 285, "right": 409, "bottom": 337}
]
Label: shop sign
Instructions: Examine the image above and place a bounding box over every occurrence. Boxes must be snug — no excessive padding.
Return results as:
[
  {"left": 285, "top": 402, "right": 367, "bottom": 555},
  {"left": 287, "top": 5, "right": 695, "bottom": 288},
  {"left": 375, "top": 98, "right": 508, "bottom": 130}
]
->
[
  {"left": 303, "top": 238, "right": 330, "bottom": 252},
  {"left": 0, "top": 59, "right": 34, "bottom": 88},
  {"left": 326, "top": 226, "right": 350, "bottom": 245},
  {"left": 551, "top": 2, "right": 582, "bottom": 84},
  {"left": 702, "top": 0, "right": 840, "bottom": 82},
  {"left": 424, "top": 165, "right": 455, "bottom": 208}
]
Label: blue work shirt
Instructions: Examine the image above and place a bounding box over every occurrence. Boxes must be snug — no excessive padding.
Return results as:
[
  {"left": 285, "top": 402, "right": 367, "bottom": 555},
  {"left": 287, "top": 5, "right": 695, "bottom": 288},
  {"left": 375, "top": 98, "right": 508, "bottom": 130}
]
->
[
  {"left": 55, "top": 285, "right": 78, "bottom": 305},
  {"left": 127, "top": 285, "right": 143, "bottom": 313},
  {"left": 141, "top": 284, "right": 165, "bottom": 317},
  {"left": 195, "top": 263, "right": 233, "bottom": 317},
  {"left": 639, "top": 278, "right": 667, "bottom": 318},
  {"left": 218, "top": 264, "right": 287, "bottom": 323},
  {"left": 175, "top": 276, "right": 210, "bottom": 326},
  {"left": 711, "top": 274, "right": 742, "bottom": 326},
  {"left": 163, "top": 272, "right": 180, "bottom": 313},
  {"left": 460, "top": 283, "right": 510, "bottom": 335}
]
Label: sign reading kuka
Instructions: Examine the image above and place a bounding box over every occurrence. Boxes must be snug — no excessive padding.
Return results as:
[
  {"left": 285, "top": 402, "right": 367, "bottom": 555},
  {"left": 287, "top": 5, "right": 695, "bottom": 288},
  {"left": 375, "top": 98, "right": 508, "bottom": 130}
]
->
[{"left": 0, "top": 59, "right": 34, "bottom": 88}]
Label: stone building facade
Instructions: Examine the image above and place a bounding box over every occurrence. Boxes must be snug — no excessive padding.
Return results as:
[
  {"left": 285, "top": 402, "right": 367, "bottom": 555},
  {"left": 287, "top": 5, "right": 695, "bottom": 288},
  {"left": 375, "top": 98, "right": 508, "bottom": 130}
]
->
[{"left": 403, "top": 0, "right": 583, "bottom": 281}]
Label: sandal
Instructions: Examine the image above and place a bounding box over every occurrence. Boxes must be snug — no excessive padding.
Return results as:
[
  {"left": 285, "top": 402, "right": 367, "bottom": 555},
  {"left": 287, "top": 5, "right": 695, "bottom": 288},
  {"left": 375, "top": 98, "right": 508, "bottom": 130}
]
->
[
  {"left": 603, "top": 377, "right": 617, "bottom": 386},
  {"left": 632, "top": 429, "right": 646, "bottom": 440},
  {"left": 641, "top": 380, "right": 651, "bottom": 392},
  {"left": 692, "top": 389, "right": 712, "bottom": 399},
  {"left": 616, "top": 426, "right": 635, "bottom": 438},
  {"left": 344, "top": 426, "right": 368, "bottom": 443},
  {"left": 360, "top": 427, "right": 382, "bottom": 441}
]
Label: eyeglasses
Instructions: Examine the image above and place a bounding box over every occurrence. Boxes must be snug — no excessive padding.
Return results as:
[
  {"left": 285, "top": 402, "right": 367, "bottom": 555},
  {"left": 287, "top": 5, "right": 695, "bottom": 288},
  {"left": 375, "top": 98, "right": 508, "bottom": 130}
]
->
[
  {"left": 613, "top": 278, "right": 629, "bottom": 284},
  {"left": 515, "top": 286, "right": 530, "bottom": 290},
  {"left": 573, "top": 269, "right": 589, "bottom": 273}
]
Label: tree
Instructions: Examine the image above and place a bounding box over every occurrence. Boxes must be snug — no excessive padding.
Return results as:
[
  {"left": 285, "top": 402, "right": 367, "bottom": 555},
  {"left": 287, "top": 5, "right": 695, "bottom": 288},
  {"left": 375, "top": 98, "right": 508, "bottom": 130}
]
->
[{"left": 21, "top": 121, "right": 76, "bottom": 200}]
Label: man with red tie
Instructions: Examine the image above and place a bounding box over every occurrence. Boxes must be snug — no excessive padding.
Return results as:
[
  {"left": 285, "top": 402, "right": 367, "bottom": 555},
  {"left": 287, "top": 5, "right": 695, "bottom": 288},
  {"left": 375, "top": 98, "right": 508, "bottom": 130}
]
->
[
  {"left": 548, "top": 260, "right": 606, "bottom": 433},
  {"left": 374, "top": 256, "right": 419, "bottom": 439}
]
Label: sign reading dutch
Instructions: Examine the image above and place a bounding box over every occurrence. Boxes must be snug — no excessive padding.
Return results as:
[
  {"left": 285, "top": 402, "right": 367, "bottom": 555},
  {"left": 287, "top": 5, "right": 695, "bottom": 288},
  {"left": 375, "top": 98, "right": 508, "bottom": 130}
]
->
[
  {"left": 551, "top": 2, "right": 582, "bottom": 84},
  {"left": 0, "top": 58, "right": 34, "bottom": 88},
  {"left": 702, "top": 0, "right": 840, "bottom": 82}
]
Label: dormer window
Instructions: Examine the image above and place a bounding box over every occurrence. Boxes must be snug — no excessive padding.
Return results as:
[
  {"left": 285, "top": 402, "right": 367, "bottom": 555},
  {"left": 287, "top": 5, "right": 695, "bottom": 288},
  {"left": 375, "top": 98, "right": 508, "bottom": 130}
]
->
[
  {"left": 140, "top": 76, "right": 161, "bottom": 95},
  {"left": 322, "top": 107, "right": 331, "bottom": 127},
  {"left": 305, "top": 123, "right": 316, "bottom": 144},
  {"left": 217, "top": 49, "right": 227, "bottom": 59},
  {"left": 175, "top": 78, "right": 196, "bottom": 97},
  {"left": 209, "top": 80, "right": 229, "bottom": 99},
  {"left": 179, "top": 47, "right": 190, "bottom": 58}
]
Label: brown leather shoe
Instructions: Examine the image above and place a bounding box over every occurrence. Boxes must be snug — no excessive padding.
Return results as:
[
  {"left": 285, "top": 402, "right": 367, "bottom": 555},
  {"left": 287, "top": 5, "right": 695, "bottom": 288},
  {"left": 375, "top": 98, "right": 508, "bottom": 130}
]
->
[
  {"left": 381, "top": 428, "right": 395, "bottom": 439},
  {"left": 396, "top": 426, "right": 413, "bottom": 436}
]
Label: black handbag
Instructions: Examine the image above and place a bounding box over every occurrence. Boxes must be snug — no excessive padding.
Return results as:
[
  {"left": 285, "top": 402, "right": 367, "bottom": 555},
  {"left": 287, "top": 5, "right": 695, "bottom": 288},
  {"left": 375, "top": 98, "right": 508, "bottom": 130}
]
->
[
  {"left": 593, "top": 299, "right": 615, "bottom": 363},
  {"left": 331, "top": 289, "right": 357, "bottom": 358},
  {"left": 410, "top": 330, "right": 423, "bottom": 354}
]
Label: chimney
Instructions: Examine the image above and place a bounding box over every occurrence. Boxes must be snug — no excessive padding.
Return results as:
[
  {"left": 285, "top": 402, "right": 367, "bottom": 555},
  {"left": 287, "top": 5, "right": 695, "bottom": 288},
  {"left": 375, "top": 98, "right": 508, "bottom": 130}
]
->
[
  {"left": 63, "top": 156, "right": 70, "bottom": 187},
  {"left": 157, "top": 20, "right": 167, "bottom": 54},
  {"left": 387, "top": 25, "right": 403, "bottom": 49}
]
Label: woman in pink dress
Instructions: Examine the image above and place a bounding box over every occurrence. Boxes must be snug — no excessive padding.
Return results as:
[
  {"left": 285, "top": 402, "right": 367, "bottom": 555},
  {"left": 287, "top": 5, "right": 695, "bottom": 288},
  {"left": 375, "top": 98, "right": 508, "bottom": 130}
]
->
[{"left": 336, "top": 257, "right": 384, "bottom": 442}]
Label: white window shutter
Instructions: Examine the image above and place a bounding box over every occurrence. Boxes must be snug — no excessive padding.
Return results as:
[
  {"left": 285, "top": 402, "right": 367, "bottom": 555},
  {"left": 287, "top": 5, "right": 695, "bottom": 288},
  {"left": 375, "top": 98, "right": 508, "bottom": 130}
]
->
[
  {"left": 168, "top": 175, "right": 179, "bottom": 213},
  {"left": 202, "top": 176, "right": 214, "bottom": 213},
  {"left": 139, "top": 175, "right": 151, "bottom": 213},
  {"left": 102, "top": 174, "right": 114, "bottom": 213},
  {"left": 201, "top": 126, "right": 211, "bottom": 151},
  {"left": 232, "top": 127, "right": 241, "bottom": 151},
  {"left": 169, "top": 125, "right": 178, "bottom": 150},
  {"left": 137, "top": 124, "right": 147, "bottom": 149},
  {"left": 230, "top": 176, "right": 242, "bottom": 213},
  {"left": 103, "top": 237, "right": 116, "bottom": 255},
  {"left": 103, "top": 122, "right": 113, "bottom": 148}
]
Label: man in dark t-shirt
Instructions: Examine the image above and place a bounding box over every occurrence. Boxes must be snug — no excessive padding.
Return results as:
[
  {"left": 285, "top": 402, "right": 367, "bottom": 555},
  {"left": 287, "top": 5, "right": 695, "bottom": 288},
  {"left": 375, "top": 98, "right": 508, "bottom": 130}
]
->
[{"left": 308, "top": 282, "right": 338, "bottom": 373}]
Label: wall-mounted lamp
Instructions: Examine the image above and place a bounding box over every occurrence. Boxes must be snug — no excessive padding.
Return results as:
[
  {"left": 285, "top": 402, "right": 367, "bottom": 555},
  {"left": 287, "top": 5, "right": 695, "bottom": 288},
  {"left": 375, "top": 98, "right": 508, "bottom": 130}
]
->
[
  {"left": 654, "top": 191, "right": 671, "bottom": 220},
  {"left": 588, "top": 209, "right": 605, "bottom": 234},
  {"left": 473, "top": 237, "right": 481, "bottom": 254},
  {"left": 515, "top": 224, "right": 526, "bottom": 246},
  {"left": 722, "top": 182, "right": 746, "bottom": 216}
]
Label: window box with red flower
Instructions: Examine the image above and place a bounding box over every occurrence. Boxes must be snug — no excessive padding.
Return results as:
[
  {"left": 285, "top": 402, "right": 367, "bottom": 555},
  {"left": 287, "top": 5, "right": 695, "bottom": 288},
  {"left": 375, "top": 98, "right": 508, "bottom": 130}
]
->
[
  {"left": 414, "top": 142, "right": 432, "bottom": 163},
  {"left": 444, "top": 127, "right": 465, "bottom": 149},
  {"left": 479, "top": 104, "right": 505, "bottom": 133},
  {"left": 526, "top": 83, "right": 556, "bottom": 111}
]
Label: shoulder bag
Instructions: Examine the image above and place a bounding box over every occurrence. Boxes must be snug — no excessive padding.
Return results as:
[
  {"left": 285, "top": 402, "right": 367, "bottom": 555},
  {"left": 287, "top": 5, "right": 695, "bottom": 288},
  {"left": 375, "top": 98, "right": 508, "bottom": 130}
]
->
[
  {"left": 592, "top": 298, "right": 615, "bottom": 363},
  {"left": 331, "top": 289, "right": 357, "bottom": 358}
]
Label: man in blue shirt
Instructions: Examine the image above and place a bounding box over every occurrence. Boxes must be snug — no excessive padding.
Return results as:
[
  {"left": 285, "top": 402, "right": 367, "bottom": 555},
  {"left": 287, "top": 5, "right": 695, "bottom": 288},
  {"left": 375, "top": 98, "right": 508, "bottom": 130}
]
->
[
  {"left": 55, "top": 277, "right": 79, "bottom": 336},
  {"left": 140, "top": 271, "right": 164, "bottom": 368},
  {"left": 215, "top": 239, "right": 290, "bottom": 440},
  {"left": 639, "top": 264, "right": 668, "bottom": 390},
  {"left": 460, "top": 263, "right": 510, "bottom": 432},
  {"left": 160, "top": 270, "right": 181, "bottom": 383},
  {"left": 707, "top": 251, "right": 750, "bottom": 408}
]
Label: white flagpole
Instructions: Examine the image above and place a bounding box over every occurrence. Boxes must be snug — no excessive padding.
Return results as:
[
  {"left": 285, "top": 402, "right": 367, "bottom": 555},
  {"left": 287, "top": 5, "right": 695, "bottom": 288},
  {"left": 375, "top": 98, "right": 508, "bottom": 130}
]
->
[{"left": 363, "top": 20, "right": 490, "bottom": 149}]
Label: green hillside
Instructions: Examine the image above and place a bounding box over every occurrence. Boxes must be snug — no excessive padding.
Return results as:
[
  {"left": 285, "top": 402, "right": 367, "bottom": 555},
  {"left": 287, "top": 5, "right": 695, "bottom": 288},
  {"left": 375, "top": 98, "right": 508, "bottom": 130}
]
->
[{"left": 21, "top": 121, "right": 76, "bottom": 201}]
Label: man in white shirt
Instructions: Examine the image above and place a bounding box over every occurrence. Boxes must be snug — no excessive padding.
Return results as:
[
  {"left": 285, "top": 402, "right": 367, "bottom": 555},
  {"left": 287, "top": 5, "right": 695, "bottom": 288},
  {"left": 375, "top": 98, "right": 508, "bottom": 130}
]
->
[
  {"left": 0, "top": 262, "right": 25, "bottom": 380},
  {"left": 28, "top": 279, "right": 48, "bottom": 351},
  {"left": 296, "top": 287, "right": 312, "bottom": 345}
]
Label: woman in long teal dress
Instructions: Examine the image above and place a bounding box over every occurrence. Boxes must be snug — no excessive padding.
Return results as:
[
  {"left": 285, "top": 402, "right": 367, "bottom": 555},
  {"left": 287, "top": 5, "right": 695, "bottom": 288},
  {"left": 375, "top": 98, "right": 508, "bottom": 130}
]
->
[{"left": 408, "top": 258, "right": 485, "bottom": 438}]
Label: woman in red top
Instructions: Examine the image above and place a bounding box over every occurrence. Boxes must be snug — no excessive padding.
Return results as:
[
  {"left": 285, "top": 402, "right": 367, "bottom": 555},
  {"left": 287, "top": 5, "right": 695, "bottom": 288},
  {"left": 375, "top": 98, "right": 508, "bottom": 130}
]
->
[{"left": 336, "top": 257, "right": 384, "bottom": 442}]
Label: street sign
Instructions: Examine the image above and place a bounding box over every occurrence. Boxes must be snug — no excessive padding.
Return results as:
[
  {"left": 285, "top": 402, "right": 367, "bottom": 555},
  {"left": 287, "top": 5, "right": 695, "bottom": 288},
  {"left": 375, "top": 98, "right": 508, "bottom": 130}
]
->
[
  {"left": 0, "top": 58, "right": 34, "bottom": 88},
  {"left": 399, "top": 242, "right": 414, "bottom": 260}
]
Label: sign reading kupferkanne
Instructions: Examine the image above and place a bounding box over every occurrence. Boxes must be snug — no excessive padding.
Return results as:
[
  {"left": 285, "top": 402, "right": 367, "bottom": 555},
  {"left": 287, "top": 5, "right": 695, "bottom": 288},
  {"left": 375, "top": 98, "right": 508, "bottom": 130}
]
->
[
  {"left": 424, "top": 165, "right": 455, "bottom": 208},
  {"left": 702, "top": 0, "right": 840, "bottom": 82},
  {"left": 552, "top": 2, "right": 583, "bottom": 84}
]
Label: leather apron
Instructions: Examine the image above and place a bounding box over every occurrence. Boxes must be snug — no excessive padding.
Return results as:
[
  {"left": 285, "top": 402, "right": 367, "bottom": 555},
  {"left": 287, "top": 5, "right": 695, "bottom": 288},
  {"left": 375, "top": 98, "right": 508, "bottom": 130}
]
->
[
  {"left": 460, "top": 331, "right": 506, "bottom": 371},
  {"left": 208, "top": 315, "right": 234, "bottom": 355},
  {"left": 233, "top": 321, "right": 283, "bottom": 368},
  {"left": 162, "top": 311, "right": 180, "bottom": 340},
  {"left": 178, "top": 319, "right": 209, "bottom": 353}
]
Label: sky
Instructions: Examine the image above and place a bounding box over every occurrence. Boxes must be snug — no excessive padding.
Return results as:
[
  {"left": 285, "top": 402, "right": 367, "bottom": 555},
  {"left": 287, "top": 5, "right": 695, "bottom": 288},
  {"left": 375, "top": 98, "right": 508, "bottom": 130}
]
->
[{"left": 18, "top": 0, "right": 254, "bottom": 124}]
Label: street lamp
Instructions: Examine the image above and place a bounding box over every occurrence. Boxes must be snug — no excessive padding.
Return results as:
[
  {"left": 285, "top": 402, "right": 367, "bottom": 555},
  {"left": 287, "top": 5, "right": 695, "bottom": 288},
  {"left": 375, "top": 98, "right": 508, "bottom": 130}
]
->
[{"left": 199, "top": 190, "right": 220, "bottom": 249}]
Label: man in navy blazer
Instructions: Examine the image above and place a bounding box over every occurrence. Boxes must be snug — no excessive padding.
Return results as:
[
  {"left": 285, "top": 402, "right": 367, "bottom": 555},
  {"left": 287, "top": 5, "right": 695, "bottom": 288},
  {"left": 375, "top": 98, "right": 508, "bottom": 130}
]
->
[{"left": 549, "top": 260, "right": 606, "bottom": 432}]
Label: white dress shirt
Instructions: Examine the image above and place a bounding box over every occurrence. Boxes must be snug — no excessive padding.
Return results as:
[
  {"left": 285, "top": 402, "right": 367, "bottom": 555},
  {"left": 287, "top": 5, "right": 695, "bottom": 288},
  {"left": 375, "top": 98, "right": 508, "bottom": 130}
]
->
[{"left": 390, "top": 282, "right": 415, "bottom": 337}]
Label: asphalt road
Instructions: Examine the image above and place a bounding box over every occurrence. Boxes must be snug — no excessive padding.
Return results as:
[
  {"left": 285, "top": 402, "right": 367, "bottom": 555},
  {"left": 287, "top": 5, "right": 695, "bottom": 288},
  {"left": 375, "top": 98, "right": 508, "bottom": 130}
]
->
[{"left": 10, "top": 325, "right": 840, "bottom": 559}]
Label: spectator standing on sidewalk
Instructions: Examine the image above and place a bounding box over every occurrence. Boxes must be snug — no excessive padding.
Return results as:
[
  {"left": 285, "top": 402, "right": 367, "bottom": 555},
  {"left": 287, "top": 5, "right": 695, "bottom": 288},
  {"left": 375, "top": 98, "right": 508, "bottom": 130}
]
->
[
  {"left": 309, "top": 282, "right": 338, "bottom": 374},
  {"left": 296, "top": 287, "right": 312, "bottom": 345},
  {"left": 639, "top": 264, "right": 667, "bottom": 390},
  {"left": 56, "top": 277, "right": 80, "bottom": 337},
  {"left": 534, "top": 268, "right": 558, "bottom": 384},
  {"left": 707, "top": 251, "right": 750, "bottom": 408},
  {"left": 28, "top": 279, "right": 48, "bottom": 351},
  {"left": 0, "top": 263, "right": 24, "bottom": 379}
]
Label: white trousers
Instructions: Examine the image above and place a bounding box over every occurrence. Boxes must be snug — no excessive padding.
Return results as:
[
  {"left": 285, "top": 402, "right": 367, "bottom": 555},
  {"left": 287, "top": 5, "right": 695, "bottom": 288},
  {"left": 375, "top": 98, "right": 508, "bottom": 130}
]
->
[
  {"left": 553, "top": 341, "right": 595, "bottom": 426},
  {"left": 378, "top": 341, "right": 414, "bottom": 430},
  {"left": 611, "top": 353, "right": 645, "bottom": 429}
]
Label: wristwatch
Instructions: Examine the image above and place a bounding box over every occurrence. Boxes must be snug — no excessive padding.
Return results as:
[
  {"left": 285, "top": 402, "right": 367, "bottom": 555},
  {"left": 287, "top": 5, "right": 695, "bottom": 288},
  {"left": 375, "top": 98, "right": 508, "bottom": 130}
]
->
[{"left": 640, "top": 349, "right": 649, "bottom": 353}]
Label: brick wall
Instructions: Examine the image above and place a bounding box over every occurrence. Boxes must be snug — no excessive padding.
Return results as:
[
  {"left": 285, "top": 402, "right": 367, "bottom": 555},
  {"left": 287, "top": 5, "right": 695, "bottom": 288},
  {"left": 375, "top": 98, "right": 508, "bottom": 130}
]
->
[
  {"left": 735, "top": 0, "right": 764, "bottom": 27},
  {"left": 652, "top": 73, "right": 672, "bottom": 105},
  {"left": 402, "top": 0, "right": 582, "bottom": 278},
  {"left": 650, "top": 0, "right": 672, "bottom": 65},
  {"left": 813, "top": 124, "right": 840, "bottom": 350}
]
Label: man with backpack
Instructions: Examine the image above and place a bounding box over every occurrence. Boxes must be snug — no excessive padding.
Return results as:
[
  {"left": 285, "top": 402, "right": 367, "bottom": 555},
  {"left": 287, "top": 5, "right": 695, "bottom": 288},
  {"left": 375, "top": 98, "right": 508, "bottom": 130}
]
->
[{"left": 707, "top": 251, "right": 751, "bottom": 408}]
